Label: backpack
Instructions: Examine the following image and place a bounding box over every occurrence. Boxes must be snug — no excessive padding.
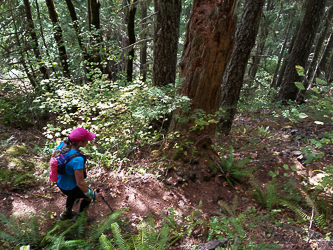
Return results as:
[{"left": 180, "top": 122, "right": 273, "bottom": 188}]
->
[{"left": 49, "top": 144, "right": 87, "bottom": 182}]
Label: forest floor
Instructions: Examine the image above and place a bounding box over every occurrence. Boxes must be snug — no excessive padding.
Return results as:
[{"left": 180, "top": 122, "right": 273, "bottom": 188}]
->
[{"left": 1, "top": 110, "right": 333, "bottom": 249}]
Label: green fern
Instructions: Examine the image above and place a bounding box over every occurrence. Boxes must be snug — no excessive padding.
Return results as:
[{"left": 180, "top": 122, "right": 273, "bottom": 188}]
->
[
  {"left": 218, "top": 147, "right": 253, "bottom": 186},
  {"left": 111, "top": 222, "right": 130, "bottom": 250},
  {"left": 218, "top": 195, "right": 238, "bottom": 217},
  {"left": 133, "top": 216, "right": 171, "bottom": 250},
  {"left": 99, "top": 234, "right": 116, "bottom": 250},
  {"left": 248, "top": 175, "right": 279, "bottom": 210},
  {"left": 0, "top": 212, "right": 43, "bottom": 247},
  {"left": 88, "top": 208, "right": 128, "bottom": 241},
  {"left": 279, "top": 199, "right": 310, "bottom": 221}
]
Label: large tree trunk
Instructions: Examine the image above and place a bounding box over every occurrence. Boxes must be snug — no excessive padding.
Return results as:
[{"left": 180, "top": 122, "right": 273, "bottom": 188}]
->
[
  {"left": 152, "top": 0, "right": 181, "bottom": 87},
  {"left": 276, "top": 0, "right": 326, "bottom": 102},
  {"left": 126, "top": 0, "right": 137, "bottom": 82},
  {"left": 219, "top": 0, "right": 265, "bottom": 135},
  {"left": 23, "top": 0, "right": 48, "bottom": 80},
  {"left": 171, "top": 0, "right": 237, "bottom": 139},
  {"left": 45, "top": 0, "right": 71, "bottom": 78}
]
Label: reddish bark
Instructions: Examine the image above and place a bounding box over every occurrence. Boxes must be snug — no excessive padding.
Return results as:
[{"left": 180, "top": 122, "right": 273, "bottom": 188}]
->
[{"left": 172, "top": 0, "right": 237, "bottom": 138}]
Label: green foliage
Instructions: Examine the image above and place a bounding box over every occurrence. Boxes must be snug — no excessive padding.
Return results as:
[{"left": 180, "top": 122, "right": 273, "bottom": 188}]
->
[
  {"left": 41, "top": 208, "right": 128, "bottom": 249},
  {"left": 0, "top": 81, "right": 41, "bottom": 129},
  {"left": 159, "top": 203, "right": 205, "bottom": 246},
  {"left": 133, "top": 215, "right": 170, "bottom": 250},
  {"left": 248, "top": 176, "right": 280, "bottom": 211},
  {"left": 215, "top": 146, "right": 253, "bottom": 186},
  {"left": 301, "top": 145, "right": 324, "bottom": 164},
  {"left": 0, "top": 157, "right": 36, "bottom": 189},
  {"left": 0, "top": 212, "right": 45, "bottom": 248},
  {"left": 36, "top": 79, "right": 191, "bottom": 168},
  {"left": 208, "top": 207, "right": 280, "bottom": 249}
]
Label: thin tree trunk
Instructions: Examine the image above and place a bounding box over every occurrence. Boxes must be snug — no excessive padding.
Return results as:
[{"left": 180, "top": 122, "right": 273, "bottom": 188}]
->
[
  {"left": 219, "top": 0, "right": 265, "bottom": 135},
  {"left": 88, "top": 0, "right": 91, "bottom": 31},
  {"left": 298, "top": 28, "right": 333, "bottom": 100},
  {"left": 249, "top": 3, "right": 274, "bottom": 80},
  {"left": 45, "top": 0, "right": 71, "bottom": 78},
  {"left": 126, "top": 0, "right": 137, "bottom": 82},
  {"left": 271, "top": 19, "right": 292, "bottom": 89},
  {"left": 276, "top": 0, "right": 326, "bottom": 102},
  {"left": 171, "top": 0, "right": 237, "bottom": 138},
  {"left": 11, "top": 8, "right": 36, "bottom": 86},
  {"left": 319, "top": 27, "right": 333, "bottom": 75},
  {"left": 140, "top": 1, "right": 148, "bottom": 82},
  {"left": 64, "top": 0, "right": 89, "bottom": 62},
  {"left": 23, "top": 0, "right": 48, "bottom": 79},
  {"left": 90, "top": 0, "right": 103, "bottom": 75},
  {"left": 35, "top": 0, "right": 57, "bottom": 78},
  {"left": 302, "top": 6, "right": 333, "bottom": 89},
  {"left": 276, "top": 20, "right": 300, "bottom": 89},
  {"left": 152, "top": 0, "right": 181, "bottom": 87}
]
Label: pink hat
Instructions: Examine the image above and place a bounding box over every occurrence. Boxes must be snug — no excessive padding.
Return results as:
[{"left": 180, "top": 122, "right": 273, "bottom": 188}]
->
[{"left": 69, "top": 128, "right": 95, "bottom": 143}]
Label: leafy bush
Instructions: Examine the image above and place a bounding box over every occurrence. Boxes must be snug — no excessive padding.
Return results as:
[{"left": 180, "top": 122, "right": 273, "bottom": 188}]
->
[
  {"left": 0, "top": 81, "right": 42, "bottom": 129},
  {"left": 35, "top": 78, "right": 191, "bottom": 168}
]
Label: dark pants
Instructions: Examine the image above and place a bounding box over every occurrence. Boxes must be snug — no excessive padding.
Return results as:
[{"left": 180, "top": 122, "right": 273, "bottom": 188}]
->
[{"left": 58, "top": 185, "right": 91, "bottom": 213}]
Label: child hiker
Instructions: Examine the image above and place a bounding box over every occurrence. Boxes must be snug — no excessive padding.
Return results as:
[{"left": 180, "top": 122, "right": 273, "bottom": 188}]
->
[{"left": 52, "top": 128, "right": 103, "bottom": 220}]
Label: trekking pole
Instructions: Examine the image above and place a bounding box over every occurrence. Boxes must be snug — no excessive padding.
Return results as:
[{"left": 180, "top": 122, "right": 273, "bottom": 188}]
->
[{"left": 96, "top": 189, "right": 113, "bottom": 212}]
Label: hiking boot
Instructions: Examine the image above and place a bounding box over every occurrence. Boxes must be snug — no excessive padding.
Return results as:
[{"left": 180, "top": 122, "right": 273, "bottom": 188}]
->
[{"left": 60, "top": 210, "right": 79, "bottom": 221}]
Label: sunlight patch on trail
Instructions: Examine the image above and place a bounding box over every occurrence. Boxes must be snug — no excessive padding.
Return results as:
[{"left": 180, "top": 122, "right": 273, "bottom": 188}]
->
[{"left": 11, "top": 198, "right": 36, "bottom": 215}]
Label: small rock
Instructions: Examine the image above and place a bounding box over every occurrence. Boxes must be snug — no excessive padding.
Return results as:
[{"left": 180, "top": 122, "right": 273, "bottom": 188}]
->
[
  {"left": 177, "top": 176, "right": 183, "bottom": 183},
  {"left": 200, "top": 239, "right": 228, "bottom": 250},
  {"left": 290, "top": 129, "right": 300, "bottom": 135},
  {"left": 176, "top": 170, "right": 184, "bottom": 177},
  {"left": 292, "top": 150, "right": 302, "bottom": 156},
  {"left": 191, "top": 158, "right": 199, "bottom": 164},
  {"left": 163, "top": 179, "right": 173, "bottom": 185},
  {"left": 189, "top": 171, "right": 196, "bottom": 181},
  {"left": 203, "top": 175, "right": 211, "bottom": 182},
  {"left": 241, "top": 197, "right": 249, "bottom": 202}
]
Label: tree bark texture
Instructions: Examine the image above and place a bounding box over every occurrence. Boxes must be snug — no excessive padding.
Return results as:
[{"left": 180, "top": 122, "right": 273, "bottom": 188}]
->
[
  {"left": 302, "top": 6, "right": 333, "bottom": 89},
  {"left": 276, "top": 20, "right": 300, "bottom": 89},
  {"left": 126, "top": 0, "right": 137, "bottom": 82},
  {"left": 65, "top": 0, "right": 89, "bottom": 62},
  {"left": 319, "top": 27, "right": 333, "bottom": 75},
  {"left": 89, "top": 0, "right": 103, "bottom": 75},
  {"left": 35, "top": 0, "right": 58, "bottom": 78},
  {"left": 10, "top": 6, "right": 36, "bottom": 86},
  {"left": 219, "top": 0, "right": 265, "bottom": 135},
  {"left": 271, "top": 19, "right": 292, "bottom": 89},
  {"left": 172, "top": 0, "right": 237, "bottom": 137},
  {"left": 152, "top": 0, "right": 181, "bottom": 86},
  {"left": 140, "top": 1, "right": 148, "bottom": 82},
  {"left": 23, "top": 0, "right": 48, "bottom": 79},
  {"left": 45, "top": 0, "right": 71, "bottom": 78},
  {"left": 249, "top": 3, "right": 274, "bottom": 80},
  {"left": 276, "top": 0, "right": 326, "bottom": 102}
]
